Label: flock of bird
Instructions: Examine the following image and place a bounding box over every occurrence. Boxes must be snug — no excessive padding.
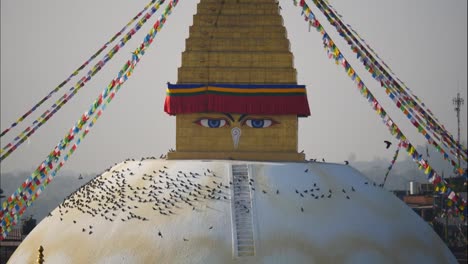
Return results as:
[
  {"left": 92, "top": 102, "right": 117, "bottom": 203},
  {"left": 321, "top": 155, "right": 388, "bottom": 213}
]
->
[
  {"left": 54, "top": 157, "right": 231, "bottom": 238},
  {"left": 49, "top": 155, "right": 378, "bottom": 241}
]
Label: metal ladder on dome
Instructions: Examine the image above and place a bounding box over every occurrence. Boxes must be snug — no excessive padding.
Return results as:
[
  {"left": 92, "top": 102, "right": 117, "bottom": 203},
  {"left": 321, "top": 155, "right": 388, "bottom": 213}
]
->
[{"left": 231, "top": 164, "right": 255, "bottom": 257}]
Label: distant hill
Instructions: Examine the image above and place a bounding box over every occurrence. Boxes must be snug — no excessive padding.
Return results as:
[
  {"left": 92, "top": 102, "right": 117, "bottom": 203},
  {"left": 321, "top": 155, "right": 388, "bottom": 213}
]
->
[{"left": 352, "top": 144, "right": 461, "bottom": 191}]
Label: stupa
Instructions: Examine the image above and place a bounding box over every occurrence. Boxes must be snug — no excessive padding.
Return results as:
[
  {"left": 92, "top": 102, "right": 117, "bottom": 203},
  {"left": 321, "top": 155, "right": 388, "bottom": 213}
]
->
[{"left": 8, "top": 0, "right": 456, "bottom": 263}]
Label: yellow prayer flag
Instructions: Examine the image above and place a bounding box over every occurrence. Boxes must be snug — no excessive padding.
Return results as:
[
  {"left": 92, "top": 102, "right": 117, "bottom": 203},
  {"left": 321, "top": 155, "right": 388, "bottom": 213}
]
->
[
  {"left": 409, "top": 146, "right": 415, "bottom": 155},
  {"left": 424, "top": 166, "right": 431, "bottom": 175},
  {"left": 440, "top": 185, "right": 447, "bottom": 193}
]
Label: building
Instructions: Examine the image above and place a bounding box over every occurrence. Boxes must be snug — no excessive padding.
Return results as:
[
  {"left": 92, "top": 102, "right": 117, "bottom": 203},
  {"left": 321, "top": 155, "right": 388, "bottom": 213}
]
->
[
  {"left": 0, "top": 217, "right": 35, "bottom": 264},
  {"left": 402, "top": 181, "right": 435, "bottom": 222},
  {"left": 399, "top": 179, "right": 467, "bottom": 263},
  {"left": 0, "top": 228, "right": 22, "bottom": 264}
]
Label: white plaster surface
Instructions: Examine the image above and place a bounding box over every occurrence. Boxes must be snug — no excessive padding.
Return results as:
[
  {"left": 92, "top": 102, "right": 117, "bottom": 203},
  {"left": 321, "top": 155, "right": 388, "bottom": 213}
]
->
[{"left": 8, "top": 159, "right": 456, "bottom": 263}]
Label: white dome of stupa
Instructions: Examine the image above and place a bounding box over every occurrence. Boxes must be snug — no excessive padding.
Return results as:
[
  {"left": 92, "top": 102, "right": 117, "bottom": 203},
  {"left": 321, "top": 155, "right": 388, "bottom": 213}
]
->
[{"left": 8, "top": 159, "right": 456, "bottom": 263}]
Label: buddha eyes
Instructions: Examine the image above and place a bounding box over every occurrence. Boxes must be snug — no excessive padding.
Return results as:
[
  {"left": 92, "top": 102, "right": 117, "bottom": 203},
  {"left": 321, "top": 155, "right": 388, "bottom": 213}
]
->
[
  {"left": 194, "top": 118, "right": 278, "bottom": 128},
  {"left": 194, "top": 118, "right": 229, "bottom": 128},
  {"left": 243, "top": 119, "right": 277, "bottom": 128}
]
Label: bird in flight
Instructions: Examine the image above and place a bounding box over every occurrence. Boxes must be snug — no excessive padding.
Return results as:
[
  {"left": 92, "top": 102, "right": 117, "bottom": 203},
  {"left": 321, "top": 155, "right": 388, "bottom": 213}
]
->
[{"left": 384, "top": 140, "right": 392, "bottom": 149}]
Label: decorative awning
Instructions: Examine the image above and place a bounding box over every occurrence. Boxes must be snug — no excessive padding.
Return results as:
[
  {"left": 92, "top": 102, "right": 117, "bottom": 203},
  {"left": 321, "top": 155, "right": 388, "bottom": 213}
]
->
[{"left": 164, "top": 83, "right": 311, "bottom": 116}]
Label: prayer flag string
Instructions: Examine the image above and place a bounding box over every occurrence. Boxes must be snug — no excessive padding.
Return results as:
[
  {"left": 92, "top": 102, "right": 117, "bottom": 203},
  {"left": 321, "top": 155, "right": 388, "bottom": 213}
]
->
[
  {"left": 323, "top": 0, "right": 468, "bottom": 161},
  {"left": 0, "top": 0, "right": 166, "bottom": 162},
  {"left": 0, "top": 0, "right": 160, "bottom": 139},
  {"left": 292, "top": 0, "right": 467, "bottom": 220},
  {"left": 338, "top": 9, "right": 445, "bottom": 128},
  {"left": 314, "top": 0, "right": 468, "bottom": 164},
  {"left": 0, "top": 0, "right": 180, "bottom": 240},
  {"left": 311, "top": 0, "right": 468, "bottom": 165},
  {"left": 382, "top": 142, "right": 401, "bottom": 187}
]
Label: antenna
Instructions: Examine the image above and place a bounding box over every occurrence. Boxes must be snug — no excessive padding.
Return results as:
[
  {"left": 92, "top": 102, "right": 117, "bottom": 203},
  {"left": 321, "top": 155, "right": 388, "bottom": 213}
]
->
[{"left": 452, "top": 92, "right": 464, "bottom": 175}]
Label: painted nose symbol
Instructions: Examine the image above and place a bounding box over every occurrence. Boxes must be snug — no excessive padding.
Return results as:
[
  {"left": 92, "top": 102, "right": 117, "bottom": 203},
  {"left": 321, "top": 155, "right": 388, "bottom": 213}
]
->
[{"left": 231, "top": 127, "right": 241, "bottom": 149}]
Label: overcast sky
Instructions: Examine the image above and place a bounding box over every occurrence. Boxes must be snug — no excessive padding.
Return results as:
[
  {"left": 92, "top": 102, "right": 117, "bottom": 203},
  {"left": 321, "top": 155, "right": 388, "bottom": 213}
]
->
[{"left": 1, "top": 0, "right": 466, "bottom": 177}]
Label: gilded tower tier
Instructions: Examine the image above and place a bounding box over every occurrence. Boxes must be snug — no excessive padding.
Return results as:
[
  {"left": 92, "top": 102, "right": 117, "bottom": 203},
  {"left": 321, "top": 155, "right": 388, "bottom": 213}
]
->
[{"left": 164, "top": 0, "right": 311, "bottom": 161}]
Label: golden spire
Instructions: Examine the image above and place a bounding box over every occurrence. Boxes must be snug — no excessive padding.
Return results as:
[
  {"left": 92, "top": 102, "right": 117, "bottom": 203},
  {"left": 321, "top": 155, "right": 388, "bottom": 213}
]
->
[{"left": 166, "top": 0, "right": 309, "bottom": 161}]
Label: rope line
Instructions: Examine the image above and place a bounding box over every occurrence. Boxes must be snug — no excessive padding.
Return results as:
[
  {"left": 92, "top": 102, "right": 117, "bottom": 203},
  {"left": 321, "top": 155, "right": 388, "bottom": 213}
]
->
[
  {"left": 293, "top": 0, "right": 467, "bottom": 219},
  {"left": 0, "top": 0, "right": 159, "bottom": 139},
  {"left": 343, "top": 21, "right": 468, "bottom": 160},
  {"left": 312, "top": 0, "right": 468, "bottom": 162},
  {"left": 382, "top": 142, "right": 401, "bottom": 187},
  {"left": 305, "top": 0, "right": 467, "bottom": 172},
  {"left": 344, "top": 16, "right": 446, "bottom": 130},
  {"left": 0, "top": 0, "right": 180, "bottom": 240},
  {"left": 0, "top": 0, "right": 166, "bottom": 162},
  {"left": 322, "top": 0, "right": 467, "bottom": 159}
]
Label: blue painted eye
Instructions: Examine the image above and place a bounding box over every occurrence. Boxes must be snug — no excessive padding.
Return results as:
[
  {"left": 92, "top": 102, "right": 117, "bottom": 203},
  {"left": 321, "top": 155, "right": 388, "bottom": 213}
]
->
[
  {"left": 251, "top": 119, "right": 264, "bottom": 128},
  {"left": 244, "top": 119, "right": 276, "bottom": 128},
  {"left": 208, "top": 119, "right": 221, "bottom": 128},
  {"left": 195, "top": 118, "right": 228, "bottom": 128}
]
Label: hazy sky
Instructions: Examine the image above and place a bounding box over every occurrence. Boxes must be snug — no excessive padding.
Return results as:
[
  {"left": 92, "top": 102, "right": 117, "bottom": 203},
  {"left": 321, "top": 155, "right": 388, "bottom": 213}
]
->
[{"left": 1, "top": 0, "right": 466, "bottom": 176}]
